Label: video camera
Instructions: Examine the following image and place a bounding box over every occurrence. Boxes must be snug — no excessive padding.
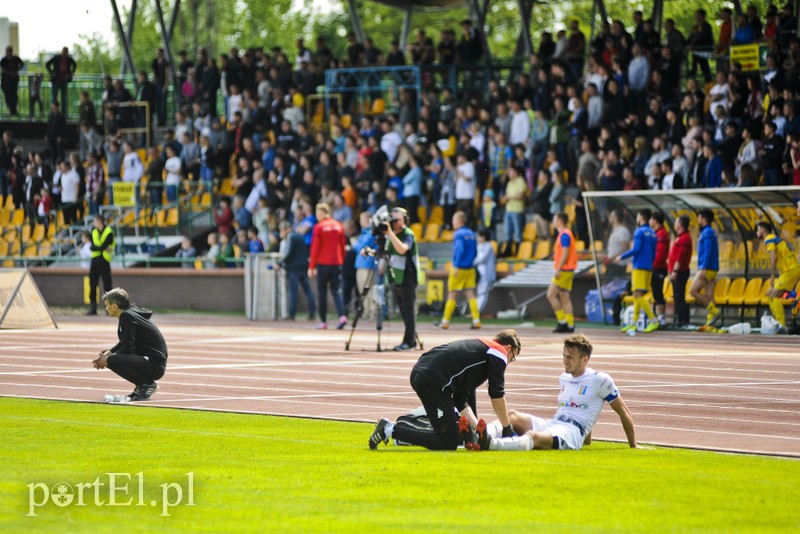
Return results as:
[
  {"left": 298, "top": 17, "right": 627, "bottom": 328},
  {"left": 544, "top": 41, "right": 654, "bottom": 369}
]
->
[{"left": 370, "top": 205, "right": 392, "bottom": 236}]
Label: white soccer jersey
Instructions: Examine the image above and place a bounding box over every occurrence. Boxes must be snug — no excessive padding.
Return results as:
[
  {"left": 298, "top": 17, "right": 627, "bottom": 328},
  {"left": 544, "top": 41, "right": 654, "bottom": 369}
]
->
[{"left": 553, "top": 367, "right": 619, "bottom": 434}]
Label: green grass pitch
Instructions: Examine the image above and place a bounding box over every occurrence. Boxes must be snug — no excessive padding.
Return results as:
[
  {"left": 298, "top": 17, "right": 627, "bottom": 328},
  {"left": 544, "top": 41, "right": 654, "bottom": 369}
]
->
[{"left": 1, "top": 398, "right": 798, "bottom": 532}]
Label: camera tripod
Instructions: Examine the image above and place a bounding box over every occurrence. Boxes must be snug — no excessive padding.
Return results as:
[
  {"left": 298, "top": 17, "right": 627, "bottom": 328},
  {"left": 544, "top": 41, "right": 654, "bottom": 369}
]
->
[{"left": 344, "top": 246, "right": 424, "bottom": 352}]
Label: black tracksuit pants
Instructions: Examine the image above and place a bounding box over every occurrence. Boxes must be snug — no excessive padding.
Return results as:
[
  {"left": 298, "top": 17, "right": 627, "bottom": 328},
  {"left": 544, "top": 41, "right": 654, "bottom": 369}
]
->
[
  {"left": 106, "top": 353, "right": 166, "bottom": 386},
  {"left": 89, "top": 257, "right": 112, "bottom": 308},
  {"left": 391, "top": 371, "right": 460, "bottom": 451}
]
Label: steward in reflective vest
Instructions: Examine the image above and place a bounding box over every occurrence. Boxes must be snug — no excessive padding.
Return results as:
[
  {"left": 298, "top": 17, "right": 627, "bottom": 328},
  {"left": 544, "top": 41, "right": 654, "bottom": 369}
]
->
[{"left": 88, "top": 215, "right": 114, "bottom": 315}]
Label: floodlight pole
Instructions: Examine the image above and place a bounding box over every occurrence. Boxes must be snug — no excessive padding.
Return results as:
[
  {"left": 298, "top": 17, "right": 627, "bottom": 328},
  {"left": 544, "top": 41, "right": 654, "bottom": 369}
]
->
[
  {"left": 110, "top": 0, "right": 139, "bottom": 92},
  {"left": 346, "top": 0, "right": 367, "bottom": 43},
  {"left": 119, "top": 0, "right": 138, "bottom": 78},
  {"left": 154, "top": 0, "right": 180, "bottom": 103},
  {"left": 400, "top": 7, "right": 413, "bottom": 50},
  {"left": 515, "top": 0, "right": 534, "bottom": 59}
]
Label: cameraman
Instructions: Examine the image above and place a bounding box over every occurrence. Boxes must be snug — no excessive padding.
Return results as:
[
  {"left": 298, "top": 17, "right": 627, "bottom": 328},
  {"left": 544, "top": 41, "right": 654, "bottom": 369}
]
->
[{"left": 384, "top": 207, "right": 420, "bottom": 351}]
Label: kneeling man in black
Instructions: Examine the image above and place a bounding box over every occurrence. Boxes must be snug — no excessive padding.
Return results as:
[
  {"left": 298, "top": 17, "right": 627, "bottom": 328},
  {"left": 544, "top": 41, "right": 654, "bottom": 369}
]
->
[{"left": 92, "top": 288, "right": 168, "bottom": 401}]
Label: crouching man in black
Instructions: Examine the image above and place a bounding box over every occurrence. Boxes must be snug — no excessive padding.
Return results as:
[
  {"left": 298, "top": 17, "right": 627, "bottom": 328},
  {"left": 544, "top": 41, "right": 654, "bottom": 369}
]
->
[{"left": 92, "top": 287, "right": 168, "bottom": 401}]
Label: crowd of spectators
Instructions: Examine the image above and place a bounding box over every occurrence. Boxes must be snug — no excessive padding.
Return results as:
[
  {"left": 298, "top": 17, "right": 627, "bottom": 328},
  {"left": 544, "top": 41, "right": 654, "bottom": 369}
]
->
[{"left": 2, "top": 6, "right": 800, "bottom": 268}]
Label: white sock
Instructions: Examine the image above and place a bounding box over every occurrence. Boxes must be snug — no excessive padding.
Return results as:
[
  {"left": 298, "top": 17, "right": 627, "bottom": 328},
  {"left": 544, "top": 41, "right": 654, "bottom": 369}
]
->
[
  {"left": 489, "top": 435, "right": 534, "bottom": 451},
  {"left": 487, "top": 420, "right": 504, "bottom": 439},
  {"left": 384, "top": 422, "right": 395, "bottom": 439}
]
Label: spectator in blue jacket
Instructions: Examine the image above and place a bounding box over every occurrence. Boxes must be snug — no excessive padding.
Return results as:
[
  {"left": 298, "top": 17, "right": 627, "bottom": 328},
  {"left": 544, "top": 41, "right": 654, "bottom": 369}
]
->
[
  {"left": 401, "top": 155, "right": 423, "bottom": 223},
  {"left": 233, "top": 195, "right": 252, "bottom": 230},
  {"left": 278, "top": 220, "right": 316, "bottom": 321},
  {"left": 702, "top": 144, "right": 723, "bottom": 188},
  {"left": 690, "top": 209, "right": 720, "bottom": 325},
  {"left": 353, "top": 211, "right": 379, "bottom": 321},
  {"left": 436, "top": 211, "right": 481, "bottom": 329},
  {"left": 613, "top": 209, "right": 659, "bottom": 333}
]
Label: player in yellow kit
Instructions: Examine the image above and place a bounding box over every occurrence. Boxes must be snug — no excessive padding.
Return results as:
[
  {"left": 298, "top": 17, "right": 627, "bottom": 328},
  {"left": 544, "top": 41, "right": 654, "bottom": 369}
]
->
[{"left": 757, "top": 221, "right": 800, "bottom": 330}]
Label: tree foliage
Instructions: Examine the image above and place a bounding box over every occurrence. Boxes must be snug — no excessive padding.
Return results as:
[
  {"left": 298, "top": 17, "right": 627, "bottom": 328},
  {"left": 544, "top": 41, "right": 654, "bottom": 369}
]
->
[{"left": 70, "top": 0, "right": 745, "bottom": 75}]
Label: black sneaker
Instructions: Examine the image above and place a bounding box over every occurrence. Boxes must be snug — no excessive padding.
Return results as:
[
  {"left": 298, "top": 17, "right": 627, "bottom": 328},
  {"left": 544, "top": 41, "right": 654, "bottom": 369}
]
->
[
  {"left": 458, "top": 416, "right": 478, "bottom": 449},
  {"left": 129, "top": 382, "right": 158, "bottom": 401},
  {"left": 552, "top": 322, "right": 571, "bottom": 333},
  {"left": 472, "top": 418, "right": 491, "bottom": 451},
  {"left": 369, "top": 418, "right": 390, "bottom": 449}
]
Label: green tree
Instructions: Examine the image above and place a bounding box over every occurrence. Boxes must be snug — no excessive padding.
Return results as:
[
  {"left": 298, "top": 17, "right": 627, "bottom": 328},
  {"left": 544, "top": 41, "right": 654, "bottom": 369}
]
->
[{"left": 68, "top": 0, "right": 746, "bottom": 75}]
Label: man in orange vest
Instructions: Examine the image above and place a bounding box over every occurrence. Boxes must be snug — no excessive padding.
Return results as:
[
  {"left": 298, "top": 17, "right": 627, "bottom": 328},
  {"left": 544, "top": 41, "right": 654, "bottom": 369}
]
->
[{"left": 547, "top": 212, "right": 578, "bottom": 333}]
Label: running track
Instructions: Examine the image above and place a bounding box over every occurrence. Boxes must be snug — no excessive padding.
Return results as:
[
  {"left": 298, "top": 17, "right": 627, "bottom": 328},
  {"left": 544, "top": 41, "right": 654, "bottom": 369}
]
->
[{"left": 1, "top": 315, "right": 798, "bottom": 457}]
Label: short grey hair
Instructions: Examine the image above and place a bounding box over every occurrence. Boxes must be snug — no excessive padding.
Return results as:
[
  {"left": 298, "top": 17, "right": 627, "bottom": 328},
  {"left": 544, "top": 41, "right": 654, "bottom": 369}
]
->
[{"left": 103, "top": 288, "right": 131, "bottom": 309}]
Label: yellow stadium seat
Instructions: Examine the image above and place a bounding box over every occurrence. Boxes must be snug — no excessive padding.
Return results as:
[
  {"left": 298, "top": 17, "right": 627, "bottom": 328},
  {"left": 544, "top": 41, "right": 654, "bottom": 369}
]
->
[
  {"left": 564, "top": 203, "right": 576, "bottom": 223},
  {"left": 574, "top": 240, "right": 586, "bottom": 251},
  {"left": 728, "top": 278, "right": 761, "bottom": 307},
  {"left": 440, "top": 229, "right": 454, "bottom": 242},
  {"left": 490, "top": 240, "right": 498, "bottom": 256},
  {"left": 593, "top": 240, "right": 604, "bottom": 252},
  {"left": 744, "top": 278, "right": 771, "bottom": 306},
  {"left": 513, "top": 261, "right": 527, "bottom": 272},
  {"left": 0, "top": 240, "right": 8, "bottom": 256},
  {"left": 533, "top": 240, "right": 551, "bottom": 260},
  {"left": 713, "top": 277, "right": 731, "bottom": 303},
  {"left": 21, "top": 224, "right": 31, "bottom": 241},
  {"left": 11, "top": 209, "right": 24, "bottom": 225},
  {"left": 496, "top": 261, "right": 510, "bottom": 273},
  {"left": 663, "top": 277, "right": 674, "bottom": 303},
  {"left": 421, "top": 223, "right": 441, "bottom": 243},
  {"left": 428, "top": 206, "right": 444, "bottom": 224},
  {"left": 522, "top": 222, "right": 537, "bottom": 242},
  {"left": 417, "top": 206, "right": 428, "bottom": 225},
  {"left": 721, "top": 277, "right": 746, "bottom": 305},
  {"left": 32, "top": 224, "right": 46, "bottom": 242},
  {"left": 4, "top": 196, "right": 14, "bottom": 209},
  {"left": 166, "top": 207, "right": 179, "bottom": 226},
  {"left": 410, "top": 223, "right": 423, "bottom": 239},
  {"left": 516, "top": 241, "right": 534, "bottom": 260},
  {"left": 370, "top": 98, "right": 385, "bottom": 114},
  {"left": 194, "top": 258, "right": 204, "bottom": 270}
]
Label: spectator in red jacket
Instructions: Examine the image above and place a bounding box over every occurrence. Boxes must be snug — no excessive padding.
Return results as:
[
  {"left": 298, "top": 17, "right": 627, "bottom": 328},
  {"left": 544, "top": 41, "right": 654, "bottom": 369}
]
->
[
  {"left": 667, "top": 215, "right": 693, "bottom": 327},
  {"left": 649, "top": 211, "right": 670, "bottom": 326},
  {"left": 213, "top": 197, "right": 234, "bottom": 237},
  {"left": 308, "top": 202, "right": 348, "bottom": 330}
]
